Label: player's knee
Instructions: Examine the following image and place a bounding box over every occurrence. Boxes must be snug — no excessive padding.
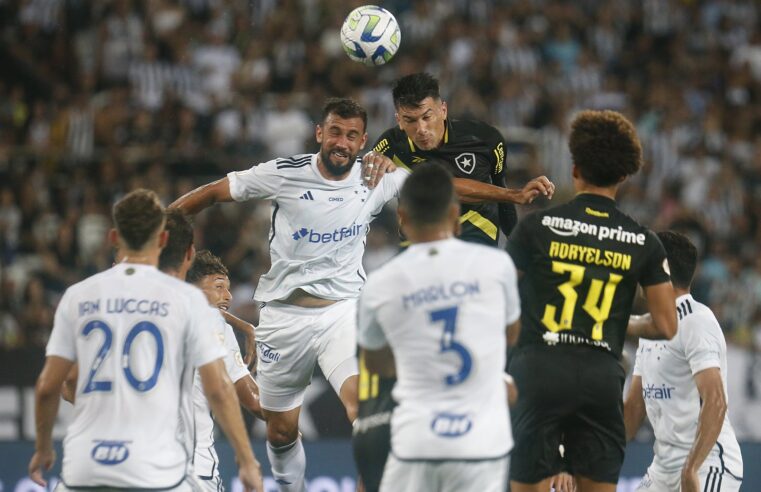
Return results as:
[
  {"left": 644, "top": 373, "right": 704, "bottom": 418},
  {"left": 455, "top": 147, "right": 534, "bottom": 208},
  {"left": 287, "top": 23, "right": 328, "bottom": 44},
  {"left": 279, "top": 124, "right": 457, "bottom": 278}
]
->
[{"left": 266, "top": 420, "right": 299, "bottom": 446}]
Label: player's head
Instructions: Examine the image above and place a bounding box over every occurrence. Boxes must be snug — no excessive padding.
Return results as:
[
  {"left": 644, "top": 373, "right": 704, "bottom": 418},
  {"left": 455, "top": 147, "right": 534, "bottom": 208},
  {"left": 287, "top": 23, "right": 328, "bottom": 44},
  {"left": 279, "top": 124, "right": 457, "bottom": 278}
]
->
[
  {"left": 316, "top": 98, "right": 368, "bottom": 177},
  {"left": 392, "top": 72, "right": 447, "bottom": 151},
  {"left": 398, "top": 162, "right": 459, "bottom": 240},
  {"left": 657, "top": 231, "right": 698, "bottom": 290},
  {"left": 569, "top": 110, "right": 643, "bottom": 188},
  {"left": 187, "top": 250, "right": 231, "bottom": 310},
  {"left": 158, "top": 209, "right": 195, "bottom": 279},
  {"left": 110, "top": 189, "right": 166, "bottom": 254}
]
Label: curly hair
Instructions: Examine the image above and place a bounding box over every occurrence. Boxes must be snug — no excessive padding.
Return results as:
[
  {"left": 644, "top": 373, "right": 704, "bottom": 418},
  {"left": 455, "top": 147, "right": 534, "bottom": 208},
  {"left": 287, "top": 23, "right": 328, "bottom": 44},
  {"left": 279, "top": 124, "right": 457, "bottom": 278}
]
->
[
  {"left": 112, "top": 189, "right": 165, "bottom": 250},
  {"left": 569, "top": 110, "right": 643, "bottom": 187},
  {"left": 186, "top": 249, "right": 228, "bottom": 284}
]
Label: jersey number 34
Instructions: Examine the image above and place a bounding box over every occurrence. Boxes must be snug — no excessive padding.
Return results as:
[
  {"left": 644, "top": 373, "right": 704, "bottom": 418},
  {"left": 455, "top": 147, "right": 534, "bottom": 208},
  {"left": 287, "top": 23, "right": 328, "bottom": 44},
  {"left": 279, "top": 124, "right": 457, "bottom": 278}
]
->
[{"left": 542, "top": 261, "right": 622, "bottom": 340}]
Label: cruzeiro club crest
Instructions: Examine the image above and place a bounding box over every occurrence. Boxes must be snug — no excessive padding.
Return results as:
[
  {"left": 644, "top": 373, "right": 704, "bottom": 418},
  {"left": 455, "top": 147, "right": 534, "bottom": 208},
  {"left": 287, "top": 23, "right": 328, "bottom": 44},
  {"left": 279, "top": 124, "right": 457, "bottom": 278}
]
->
[{"left": 454, "top": 152, "right": 476, "bottom": 174}]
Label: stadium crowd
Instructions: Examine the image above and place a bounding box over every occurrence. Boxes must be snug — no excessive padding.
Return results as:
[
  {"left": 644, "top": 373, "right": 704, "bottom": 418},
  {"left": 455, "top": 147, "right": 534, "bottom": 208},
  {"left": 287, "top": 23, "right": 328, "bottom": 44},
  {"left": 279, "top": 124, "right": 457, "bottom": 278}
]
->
[{"left": 0, "top": 0, "right": 760, "bottom": 406}]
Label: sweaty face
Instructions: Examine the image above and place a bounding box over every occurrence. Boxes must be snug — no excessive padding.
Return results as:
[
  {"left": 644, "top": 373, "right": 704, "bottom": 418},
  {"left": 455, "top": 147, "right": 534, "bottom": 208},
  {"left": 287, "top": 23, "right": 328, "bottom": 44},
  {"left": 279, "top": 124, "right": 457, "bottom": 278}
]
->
[
  {"left": 316, "top": 114, "right": 368, "bottom": 177},
  {"left": 396, "top": 97, "right": 447, "bottom": 151},
  {"left": 197, "top": 274, "right": 232, "bottom": 310}
]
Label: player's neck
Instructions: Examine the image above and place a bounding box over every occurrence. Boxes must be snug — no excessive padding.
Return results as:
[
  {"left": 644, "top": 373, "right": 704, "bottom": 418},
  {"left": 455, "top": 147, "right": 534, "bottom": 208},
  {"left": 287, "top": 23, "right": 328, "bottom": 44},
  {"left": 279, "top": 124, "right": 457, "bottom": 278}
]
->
[
  {"left": 406, "top": 228, "right": 453, "bottom": 244},
  {"left": 674, "top": 287, "right": 690, "bottom": 298},
  {"left": 120, "top": 248, "right": 160, "bottom": 267},
  {"left": 573, "top": 181, "right": 619, "bottom": 201}
]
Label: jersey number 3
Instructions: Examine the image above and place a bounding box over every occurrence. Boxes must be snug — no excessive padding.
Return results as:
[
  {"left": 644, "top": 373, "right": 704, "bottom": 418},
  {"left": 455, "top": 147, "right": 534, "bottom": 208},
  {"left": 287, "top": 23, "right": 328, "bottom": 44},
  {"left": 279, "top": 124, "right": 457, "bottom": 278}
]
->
[
  {"left": 82, "top": 320, "right": 165, "bottom": 393},
  {"left": 542, "top": 261, "right": 622, "bottom": 340},
  {"left": 430, "top": 306, "right": 472, "bottom": 386}
]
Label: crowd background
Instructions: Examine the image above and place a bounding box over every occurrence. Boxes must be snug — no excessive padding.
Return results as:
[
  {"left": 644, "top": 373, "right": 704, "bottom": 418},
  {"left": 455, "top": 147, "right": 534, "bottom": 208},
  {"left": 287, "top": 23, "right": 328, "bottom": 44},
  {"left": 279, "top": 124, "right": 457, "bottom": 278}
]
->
[{"left": 0, "top": 0, "right": 760, "bottom": 438}]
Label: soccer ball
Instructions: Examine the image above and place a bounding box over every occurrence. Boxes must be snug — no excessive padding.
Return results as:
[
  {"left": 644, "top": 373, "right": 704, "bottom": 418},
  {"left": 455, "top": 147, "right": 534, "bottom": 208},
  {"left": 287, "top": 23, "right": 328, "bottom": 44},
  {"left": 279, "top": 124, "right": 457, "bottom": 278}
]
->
[{"left": 340, "top": 5, "right": 401, "bottom": 66}]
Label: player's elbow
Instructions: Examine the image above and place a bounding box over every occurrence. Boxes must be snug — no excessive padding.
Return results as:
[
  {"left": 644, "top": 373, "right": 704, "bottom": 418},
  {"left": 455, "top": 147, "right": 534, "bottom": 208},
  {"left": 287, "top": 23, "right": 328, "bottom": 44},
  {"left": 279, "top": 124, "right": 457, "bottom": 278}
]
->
[
  {"left": 35, "top": 375, "right": 61, "bottom": 402},
  {"left": 705, "top": 389, "right": 727, "bottom": 419}
]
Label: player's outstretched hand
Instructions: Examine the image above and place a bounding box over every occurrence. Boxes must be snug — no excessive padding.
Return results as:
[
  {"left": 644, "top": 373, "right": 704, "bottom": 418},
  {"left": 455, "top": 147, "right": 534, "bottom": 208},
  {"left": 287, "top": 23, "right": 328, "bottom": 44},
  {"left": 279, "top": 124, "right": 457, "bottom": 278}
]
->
[
  {"left": 239, "top": 457, "right": 265, "bottom": 492},
  {"left": 520, "top": 176, "right": 555, "bottom": 204},
  {"left": 550, "top": 471, "right": 577, "bottom": 492},
  {"left": 362, "top": 151, "right": 397, "bottom": 189},
  {"left": 28, "top": 448, "right": 56, "bottom": 486}
]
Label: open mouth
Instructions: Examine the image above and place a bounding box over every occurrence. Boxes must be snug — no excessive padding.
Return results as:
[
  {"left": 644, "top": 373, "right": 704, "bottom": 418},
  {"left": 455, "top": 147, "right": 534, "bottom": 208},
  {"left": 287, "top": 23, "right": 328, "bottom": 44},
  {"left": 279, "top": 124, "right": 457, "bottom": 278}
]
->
[
  {"left": 331, "top": 150, "right": 350, "bottom": 161},
  {"left": 219, "top": 303, "right": 230, "bottom": 311}
]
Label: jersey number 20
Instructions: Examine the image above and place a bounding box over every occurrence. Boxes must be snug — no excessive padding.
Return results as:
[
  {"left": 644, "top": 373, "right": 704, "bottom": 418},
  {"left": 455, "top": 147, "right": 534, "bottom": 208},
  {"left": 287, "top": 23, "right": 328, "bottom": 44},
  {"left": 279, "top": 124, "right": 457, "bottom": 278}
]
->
[
  {"left": 542, "top": 261, "right": 622, "bottom": 340},
  {"left": 430, "top": 306, "right": 472, "bottom": 386},
  {"left": 82, "top": 320, "right": 164, "bottom": 393}
]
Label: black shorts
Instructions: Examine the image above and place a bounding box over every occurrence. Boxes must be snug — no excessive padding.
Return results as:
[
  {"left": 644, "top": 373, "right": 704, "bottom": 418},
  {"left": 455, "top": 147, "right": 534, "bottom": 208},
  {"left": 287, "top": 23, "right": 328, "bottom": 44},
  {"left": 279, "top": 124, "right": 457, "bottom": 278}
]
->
[
  {"left": 507, "top": 344, "right": 626, "bottom": 484},
  {"left": 352, "top": 380, "right": 397, "bottom": 492}
]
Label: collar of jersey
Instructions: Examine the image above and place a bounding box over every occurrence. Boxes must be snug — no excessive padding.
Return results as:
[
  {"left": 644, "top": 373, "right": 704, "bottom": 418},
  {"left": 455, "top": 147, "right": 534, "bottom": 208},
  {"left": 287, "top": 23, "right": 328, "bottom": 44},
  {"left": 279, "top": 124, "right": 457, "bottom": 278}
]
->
[
  {"left": 675, "top": 293, "right": 693, "bottom": 305},
  {"left": 405, "top": 237, "right": 456, "bottom": 250},
  {"left": 406, "top": 119, "right": 451, "bottom": 152}
]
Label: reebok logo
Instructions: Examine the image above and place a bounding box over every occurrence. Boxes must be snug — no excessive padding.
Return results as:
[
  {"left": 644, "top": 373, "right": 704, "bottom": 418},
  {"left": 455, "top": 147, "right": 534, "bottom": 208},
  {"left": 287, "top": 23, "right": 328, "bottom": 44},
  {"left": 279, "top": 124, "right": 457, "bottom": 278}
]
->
[
  {"left": 299, "top": 191, "right": 315, "bottom": 200},
  {"left": 292, "top": 224, "right": 363, "bottom": 243}
]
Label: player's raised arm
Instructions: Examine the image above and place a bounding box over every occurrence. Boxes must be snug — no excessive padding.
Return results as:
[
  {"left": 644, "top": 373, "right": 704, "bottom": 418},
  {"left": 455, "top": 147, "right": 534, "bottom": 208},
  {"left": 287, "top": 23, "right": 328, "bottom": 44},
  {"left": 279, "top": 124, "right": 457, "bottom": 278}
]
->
[
  {"left": 452, "top": 176, "right": 555, "bottom": 205},
  {"left": 169, "top": 177, "right": 233, "bottom": 215},
  {"left": 198, "top": 359, "right": 264, "bottom": 492}
]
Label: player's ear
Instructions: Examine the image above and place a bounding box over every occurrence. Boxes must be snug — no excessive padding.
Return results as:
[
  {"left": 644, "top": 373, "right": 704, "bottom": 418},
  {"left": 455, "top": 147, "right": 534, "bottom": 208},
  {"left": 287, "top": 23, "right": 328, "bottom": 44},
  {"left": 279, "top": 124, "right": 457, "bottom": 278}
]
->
[
  {"left": 571, "top": 164, "right": 579, "bottom": 179},
  {"left": 440, "top": 100, "right": 448, "bottom": 119},
  {"left": 185, "top": 244, "right": 195, "bottom": 263},
  {"left": 315, "top": 124, "right": 323, "bottom": 144},
  {"left": 394, "top": 112, "right": 402, "bottom": 129},
  {"left": 108, "top": 228, "right": 119, "bottom": 247},
  {"left": 158, "top": 230, "right": 169, "bottom": 249},
  {"left": 359, "top": 132, "right": 368, "bottom": 149},
  {"left": 398, "top": 206, "right": 409, "bottom": 236}
]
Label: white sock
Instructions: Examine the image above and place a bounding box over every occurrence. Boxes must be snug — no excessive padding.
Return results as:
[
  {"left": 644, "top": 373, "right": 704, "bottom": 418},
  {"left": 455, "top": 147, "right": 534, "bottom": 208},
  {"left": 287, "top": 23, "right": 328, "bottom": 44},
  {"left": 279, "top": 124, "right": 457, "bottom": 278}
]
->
[{"left": 266, "top": 438, "right": 306, "bottom": 492}]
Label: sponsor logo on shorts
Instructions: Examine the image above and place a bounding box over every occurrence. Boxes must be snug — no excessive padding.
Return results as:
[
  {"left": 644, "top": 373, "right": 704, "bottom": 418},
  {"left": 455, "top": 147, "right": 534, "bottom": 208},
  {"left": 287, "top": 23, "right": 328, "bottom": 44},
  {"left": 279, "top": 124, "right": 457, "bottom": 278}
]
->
[
  {"left": 430, "top": 412, "right": 472, "bottom": 438},
  {"left": 91, "top": 440, "right": 130, "bottom": 465},
  {"left": 257, "top": 342, "right": 281, "bottom": 364}
]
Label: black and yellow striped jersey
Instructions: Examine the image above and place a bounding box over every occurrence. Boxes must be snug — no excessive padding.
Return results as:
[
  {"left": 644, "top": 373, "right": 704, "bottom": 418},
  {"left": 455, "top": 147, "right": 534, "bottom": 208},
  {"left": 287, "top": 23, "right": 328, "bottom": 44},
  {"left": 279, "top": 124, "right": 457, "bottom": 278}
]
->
[{"left": 373, "top": 118, "right": 511, "bottom": 246}]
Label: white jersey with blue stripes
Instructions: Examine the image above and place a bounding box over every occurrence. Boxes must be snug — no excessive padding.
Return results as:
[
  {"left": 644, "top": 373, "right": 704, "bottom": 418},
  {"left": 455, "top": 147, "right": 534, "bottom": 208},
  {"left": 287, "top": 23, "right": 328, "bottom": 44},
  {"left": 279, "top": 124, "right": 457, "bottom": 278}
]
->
[
  {"left": 634, "top": 294, "right": 743, "bottom": 480},
  {"left": 45, "top": 263, "right": 226, "bottom": 488},
  {"left": 227, "top": 153, "right": 408, "bottom": 302}
]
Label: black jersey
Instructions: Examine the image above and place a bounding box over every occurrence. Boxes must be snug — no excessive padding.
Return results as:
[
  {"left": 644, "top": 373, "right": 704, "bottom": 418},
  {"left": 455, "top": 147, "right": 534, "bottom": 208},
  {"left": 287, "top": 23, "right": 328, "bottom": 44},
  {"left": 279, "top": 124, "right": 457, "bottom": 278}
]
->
[
  {"left": 373, "top": 119, "right": 509, "bottom": 245},
  {"left": 506, "top": 193, "right": 670, "bottom": 358}
]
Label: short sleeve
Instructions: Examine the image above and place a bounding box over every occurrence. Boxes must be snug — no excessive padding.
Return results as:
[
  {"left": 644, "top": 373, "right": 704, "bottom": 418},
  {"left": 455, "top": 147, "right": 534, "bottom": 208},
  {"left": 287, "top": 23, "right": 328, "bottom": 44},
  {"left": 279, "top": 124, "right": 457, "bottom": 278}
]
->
[
  {"left": 501, "top": 254, "right": 521, "bottom": 325},
  {"left": 357, "top": 280, "right": 389, "bottom": 350},
  {"left": 46, "top": 289, "right": 77, "bottom": 361},
  {"left": 505, "top": 215, "right": 534, "bottom": 272},
  {"left": 381, "top": 168, "right": 409, "bottom": 202},
  {"left": 222, "top": 323, "right": 250, "bottom": 383},
  {"left": 186, "top": 293, "right": 227, "bottom": 368},
  {"left": 680, "top": 315, "right": 722, "bottom": 375},
  {"left": 227, "top": 158, "right": 284, "bottom": 201},
  {"left": 639, "top": 230, "right": 671, "bottom": 287}
]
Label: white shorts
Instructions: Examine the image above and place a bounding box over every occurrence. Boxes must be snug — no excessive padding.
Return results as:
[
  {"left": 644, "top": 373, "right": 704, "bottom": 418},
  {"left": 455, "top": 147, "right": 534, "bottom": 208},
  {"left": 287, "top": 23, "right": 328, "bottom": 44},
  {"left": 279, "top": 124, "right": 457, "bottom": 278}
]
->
[
  {"left": 255, "top": 299, "right": 359, "bottom": 412},
  {"left": 379, "top": 454, "right": 509, "bottom": 492},
  {"left": 636, "top": 465, "right": 742, "bottom": 492}
]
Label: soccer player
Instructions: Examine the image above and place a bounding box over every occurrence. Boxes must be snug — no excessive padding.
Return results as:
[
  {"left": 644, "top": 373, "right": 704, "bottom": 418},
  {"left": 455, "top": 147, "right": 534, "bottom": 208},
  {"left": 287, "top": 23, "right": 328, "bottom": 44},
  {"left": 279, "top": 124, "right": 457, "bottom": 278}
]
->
[
  {"left": 28, "top": 190, "right": 263, "bottom": 491},
  {"left": 625, "top": 231, "right": 743, "bottom": 492},
  {"left": 364, "top": 72, "right": 555, "bottom": 245},
  {"left": 170, "top": 98, "right": 408, "bottom": 492},
  {"left": 354, "top": 72, "right": 555, "bottom": 492},
  {"left": 188, "top": 250, "right": 263, "bottom": 491},
  {"left": 505, "top": 110, "right": 678, "bottom": 492},
  {"left": 358, "top": 163, "right": 520, "bottom": 492}
]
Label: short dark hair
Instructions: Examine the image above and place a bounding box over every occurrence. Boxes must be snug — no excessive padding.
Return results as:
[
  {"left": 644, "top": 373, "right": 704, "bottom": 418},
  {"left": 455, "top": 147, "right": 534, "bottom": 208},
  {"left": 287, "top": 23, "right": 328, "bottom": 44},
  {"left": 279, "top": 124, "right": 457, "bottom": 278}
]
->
[
  {"left": 158, "top": 209, "right": 194, "bottom": 272},
  {"left": 569, "top": 110, "right": 643, "bottom": 187},
  {"left": 657, "top": 231, "right": 697, "bottom": 289},
  {"left": 392, "top": 72, "right": 441, "bottom": 108},
  {"left": 112, "top": 189, "right": 165, "bottom": 250},
  {"left": 322, "top": 98, "right": 367, "bottom": 131},
  {"left": 186, "top": 250, "right": 228, "bottom": 284},
  {"left": 400, "top": 162, "right": 456, "bottom": 226}
]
